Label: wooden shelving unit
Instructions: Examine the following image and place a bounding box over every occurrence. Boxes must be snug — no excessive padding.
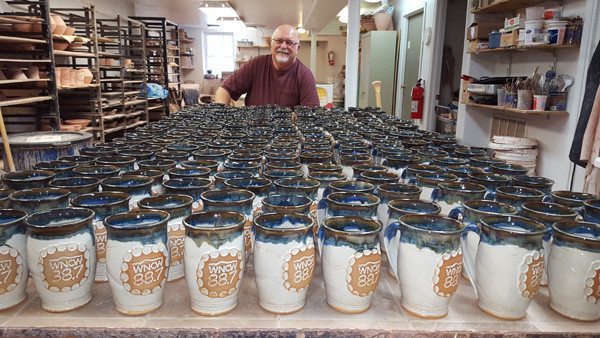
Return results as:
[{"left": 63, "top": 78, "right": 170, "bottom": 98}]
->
[
  {"left": 179, "top": 28, "right": 194, "bottom": 71},
  {"left": 235, "top": 45, "right": 270, "bottom": 69},
  {"left": 51, "top": 6, "right": 102, "bottom": 139},
  {"left": 129, "top": 16, "right": 180, "bottom": 120},
  {"left": 0, "top": 0, "right": 60, "bottom": 131},
  {"left": 467, "top": 44, "right": 580, "bottom": 54},
  {"left": 464, "top": 102, "right": 569, "bottom": 118},
  {"left": 471, "top": 0, "right": 547, "bottom": 14}
]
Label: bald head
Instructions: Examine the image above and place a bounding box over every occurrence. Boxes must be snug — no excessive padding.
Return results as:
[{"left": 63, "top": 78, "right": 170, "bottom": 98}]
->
[
  {"left": 270, "top": 24, "right": 300, "bottom": 71},
  {"left": 272, "top": 24, "right": 299, "bottom": 41}
]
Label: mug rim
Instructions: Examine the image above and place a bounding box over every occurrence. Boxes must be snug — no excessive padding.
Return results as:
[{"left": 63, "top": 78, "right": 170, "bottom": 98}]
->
[
  {"left": 388, "top": 198, "right": 441, "bottom": 214},
  {"left": 322, "top": 216, "right": 382, "bottom": 236},
  {"left": 254, "top": 212, "right": 314, "bottom": 233},
  {"left": 104, "top": 209, "right": 170, "bottom": 231},
  {"left": 183, "top": 210, "right": 245, "bottom": 232},
  {"left": 71, "top": 191, "right": 131, "bottom": 207},
  {"left": 553, "top": 221, "right": 600, "bottom": 243},
  {"left": 9, "top": 187, "right": 70, "bottom": 202},
  {"left": 481, "top": 215, "right": 547, "bottom": 235},
  {"left": 274, "top": 178, "right": 320, "bottom": 189},
  {"left": 439, "top": 181, "right": 487, "bottom": 193},
  {"left": 521, "top": 201, "right": 579, "bottom": 217},
  {"left": 25, "top": 207, "right": 95, "bottom": 232},
  {"left": 463, "top": 200, "right": 519, "bottom": 215},
  {"left": 262, "top": 194, "right": 312, "bottom": 209},
  {"left": 200, "top": 188, "right": 255, "bottom": 204},
  {"left": 399, "top": 214, "right": 464, "bottom": 235},
  {"left": 0, "top": 208, "right": 28, "bottom": 227},
  {"left": 326, "top": 191, "right": 380, "bottom": 206},
  {"left": 137, "top": 194, "right": 194, "bottom": 210},
  {"left": 496, "top": 185, "right": 545, "bottom": 197}
]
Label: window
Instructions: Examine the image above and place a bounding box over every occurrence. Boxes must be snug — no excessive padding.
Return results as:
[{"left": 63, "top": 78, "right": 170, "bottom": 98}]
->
[{"left": 203, "top": 32, "right": 235, "bottom": 77}]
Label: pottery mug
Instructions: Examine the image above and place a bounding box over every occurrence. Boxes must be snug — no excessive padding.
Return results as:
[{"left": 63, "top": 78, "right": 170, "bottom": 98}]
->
[
  {"left": 253, "top": 213, "right": 315, "bottom": 314},
  {"left": 26, "top": 207, "right": 96, "bottom": 312},
  {"left": 0, "top": 209, "right": 28, "bottom": 310},
  {"left": 183, "top": 211, "right": 245, "bottom": 316},
  {"left": 71, "top": 192, "right": 130, "bottom": 282},
  {"left": 432, "top": 182, "right": 487, "bottom": 216},
  {"left": 461, "top": 215, "right": 546, "bottom": 319},
  {"left": 385, "top": 214, "right": 464, "bottom": 318},
  {"left": 547, "top": 221, "right": 600, "bottom": 321},
  {"left": 104, "top": 210, "right": 170, "bottom": 315},
  {"left": 319, "top": 216, "right": 382, "bottom": 313},
  {"left": 138, "top": 194, "right": 193, "bottom": 281}
]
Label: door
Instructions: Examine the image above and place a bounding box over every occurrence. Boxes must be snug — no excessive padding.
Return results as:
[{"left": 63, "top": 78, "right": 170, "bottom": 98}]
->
[{"left": 401, "top": 11, "right": 424, "bottom": 119}]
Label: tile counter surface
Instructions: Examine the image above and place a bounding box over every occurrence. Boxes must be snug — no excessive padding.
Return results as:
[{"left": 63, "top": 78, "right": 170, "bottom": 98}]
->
[{"left": 1, "top": 259, "right": 598, "bottom": 337}]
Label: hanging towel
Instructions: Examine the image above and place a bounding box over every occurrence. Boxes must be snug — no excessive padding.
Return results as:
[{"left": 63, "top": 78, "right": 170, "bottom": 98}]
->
[
  {"left": 570, "top": 39, "right": 600, "bottom": 166},
  {"left": 581, "top": 86, "right": 600, "bottom": 193}
]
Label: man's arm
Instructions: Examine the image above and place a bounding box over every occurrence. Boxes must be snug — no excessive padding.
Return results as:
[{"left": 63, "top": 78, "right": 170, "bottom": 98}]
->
[{"left": 215, "top": 86, "right": 232, "bottom": 105}]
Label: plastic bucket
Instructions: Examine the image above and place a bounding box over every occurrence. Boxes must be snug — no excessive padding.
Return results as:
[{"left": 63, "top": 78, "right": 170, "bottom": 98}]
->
[
  {"left": 546, "top": 20, "right": 568, "bottom": 44},
  {"left": 1, "top": 132, "right": 93, "bottom": 171},
  {"left": 526, "top": 7, "right": 544, "bottom": 20},
  {"left": 374, "top": 13, "right": 392, "bottom": 31},
  {"left": 524, "top": 20, "right": 544, "bottom": 44}
]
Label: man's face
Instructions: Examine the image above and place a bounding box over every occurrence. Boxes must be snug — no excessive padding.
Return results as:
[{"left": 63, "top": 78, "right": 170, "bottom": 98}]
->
[{"left": 271, "top": 31, "right": 299, "bottom": 68}]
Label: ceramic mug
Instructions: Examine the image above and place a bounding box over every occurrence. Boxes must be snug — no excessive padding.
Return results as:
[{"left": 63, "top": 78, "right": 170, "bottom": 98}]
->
[
  {"left": 548, "top": 221, "right": 600, "bottom": 321},
  {"left": 385, "top": 214, "right": 464, "bottom": 318},
  {"left": 306, "top": 172, "right": 347, "bottom": 202},
  {"left": 320, "top": 216, "right": 382, "bottom": 313},
  {"left": 71, "top": 192, "right": 130, "bottom": 282},
  {"left": 49, "top": 177, "right": 100, "bottom": 198},
  {"left": 104, "top": 210, "right": 170, "bottom": 315},
  {"left": 319, "top": 192, "right": 380, "bottom": 227},
  {"left": 274, "top": 178, "right": 320, "bottom": 201},
  {"left": 0, "top": 209, "right": 28, "bottom": 310},
  {"left": 414, "top": 172, "right": 459, "bottom": 201},
  {"left": 495, "top": 186, "right": 545, "bottom": 210},
  {"left": 162, "top": 178, "right": 212, "bottom": 211},
  {"left": 253, "top": 213, "right": 315, "bottom": 314},
  {"left": 26, "top": 207, "right": 96, "bottom": 312},
  {"left": 583, "top": 199, "right": 600, "bottom": 224},
  {"left": 138, "top": 194, "right": 193, "bottom": 281},
  {"left": 544, "top": 191, "right": 596, "bottom": 214},
  {"left": 10, "top": 188, "right": 70, "bottom": 215},
  {"left": 0, "top": 189, "right": 13, "bottom": 209},
  {"left": 462, "top": 215, "right": 546, "bottom": 319},
  {"left": 126, "top": 169, "right": 166, "bottom": 196},
  {"left": 214, "top": 171, "right": 254, "bottom": 190},
  {"left": 201, "top": 189, "right": 255, "bottom": 255},
  {"left": 183, "top": 211, "right": 245, "bottom": 316},
  {"left": 376, "top": 183, "right": 422, "bottom": 229},
  {"left": 101, "top": 176, "right": 153, "bottom": 209},
  {"left": 433, "top": 182, "right": 487, "bottom": 216}
]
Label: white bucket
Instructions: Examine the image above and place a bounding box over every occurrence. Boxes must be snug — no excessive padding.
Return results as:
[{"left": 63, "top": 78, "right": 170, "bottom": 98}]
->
[
  {"left": 545, "top": 20, "right": 568, "bottom": 45},
  {"left": 524, "top": 20, "right": 544, "bottom": 44},
  {"left": 526, "top": 7, "right": 544, "bottom": 20}
]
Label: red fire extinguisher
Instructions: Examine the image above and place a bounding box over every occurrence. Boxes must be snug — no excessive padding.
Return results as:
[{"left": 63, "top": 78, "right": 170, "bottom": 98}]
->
[{"left": 410, "top": 79, "right": 424, "bottom": 120}]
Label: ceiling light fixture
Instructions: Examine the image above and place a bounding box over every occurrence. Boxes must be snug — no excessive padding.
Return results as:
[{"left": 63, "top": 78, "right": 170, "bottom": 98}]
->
[
  {"left": 297, "top": 27, "right": 306, "bottom": 34},
  {"left": 364, "top": 0, "right": 381, "bottom": 3}
]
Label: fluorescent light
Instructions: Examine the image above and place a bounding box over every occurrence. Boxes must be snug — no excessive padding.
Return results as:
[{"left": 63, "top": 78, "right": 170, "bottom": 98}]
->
[
  {"left": 364, "top": 0, "right": 381, "bottom": 3},
  {"left": 337, "top": 7, "right": 348, "bottom": 23},
  {"left": 198, "top": 1, "right": 238, "bottom": 18},
  {"left": 216, "top": 16, "right": 246, "bottom": 28}
]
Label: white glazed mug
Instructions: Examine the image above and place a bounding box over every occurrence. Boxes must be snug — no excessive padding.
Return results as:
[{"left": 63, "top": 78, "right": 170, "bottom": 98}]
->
[
  {"left": 462, "top": 215, "right": 546, "bottom": 319},
  {"left": 548, "top": 221, "right": 600, "bottom": 321},
  {"left": 254, "top": 213, "right": 315, "bottom": 314},
  {"left": 183, "top": 211, "right": 245, "bottom": 316},
  {"left": 319, "top": 216, "right": 382, "bottom": 313},
  {"left": 26, "top": 208, "right": 96, "bottom": 312},
  {"left": 104, "top": 210, "right": 170, "bottom": 315},
  {"left": 384, "top": 214, "right": 464, "bottom": 318},
  {"left": 0, "top": 209, "right": 28, "bottom": 310}
]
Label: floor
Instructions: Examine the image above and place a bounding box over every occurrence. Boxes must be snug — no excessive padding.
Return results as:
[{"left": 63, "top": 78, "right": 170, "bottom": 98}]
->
[{"left": 0, "top": 258, "right": 598, "bottom": 336}]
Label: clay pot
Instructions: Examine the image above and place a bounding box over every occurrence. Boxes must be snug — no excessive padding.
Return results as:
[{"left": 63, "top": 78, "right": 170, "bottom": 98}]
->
[
  {"left": 60, "top": 67, "right": 71, "bottom": 87},
  {"left": 27, "top": 66, "right": 40, "bottom": 80},
  {"left": 74, "top": 68, "right": 85, "bottom": 86},
  {"left": 6, "top": 69, "right": 27, "bottom": 80},
  {"left": 12, "top": 23, "right": 33, "bottom": 32},
  {"left": 63, "top": 26, "right": 75, "bottom": 35},
  {"left": 80, "top": 68, "right": 93, "bottom": 84},
  {"left": 52, "top": 15, "right": 66, "bottom": 35},
  {"left": 69, "top": 68, "right": 77, "bottom": 86},
  {"left": 52, "top": 40, "right": 69, "bottom": 51},
  {"left": 64, "top": 119, "right": 90, "bottom": 128}
]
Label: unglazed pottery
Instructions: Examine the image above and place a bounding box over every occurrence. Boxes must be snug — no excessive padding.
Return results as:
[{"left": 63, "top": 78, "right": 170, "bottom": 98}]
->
[
  {"left": 385, "top": 215, "right": 464, "bottom": 318},
  {"left": 25, "top": 208, "right": 96, "bottom": 312}
]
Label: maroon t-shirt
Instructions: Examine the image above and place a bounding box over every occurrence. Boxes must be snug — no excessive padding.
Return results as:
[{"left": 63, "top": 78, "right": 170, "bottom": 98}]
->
[{"left": 222, "top": 55, "right": 319, "bottom": 108}]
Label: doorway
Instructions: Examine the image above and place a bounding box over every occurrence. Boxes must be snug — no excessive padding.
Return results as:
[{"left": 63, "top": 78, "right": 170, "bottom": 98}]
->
[{"left": 401, "top": 11, "right": 424, "bottom": 119}]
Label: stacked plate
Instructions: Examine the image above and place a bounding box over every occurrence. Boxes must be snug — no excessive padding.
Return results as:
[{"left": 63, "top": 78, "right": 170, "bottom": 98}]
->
[{"left": 489, "top": 136, "right": 538, "bottom": 175}]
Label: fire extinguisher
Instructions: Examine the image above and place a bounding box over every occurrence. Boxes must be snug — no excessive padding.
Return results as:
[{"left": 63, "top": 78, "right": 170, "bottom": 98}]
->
[
  {"left": 410, "top": 79, "right": 424, "bottom": 120},
  {"left": 328, "top": 51, "right": 334, "bottom": 65}
]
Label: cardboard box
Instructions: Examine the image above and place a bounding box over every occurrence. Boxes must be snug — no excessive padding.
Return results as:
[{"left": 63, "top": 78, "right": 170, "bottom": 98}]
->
[
  {"left": 467, "top": 39, "right": 489, "bottom": 53},
  {"left": 316, "top": 83, "right": 333, "bottom": 109},
  {"left": 504, "top": 15, "right": 524, "bottom": 32},
  {"left": 500, "top": 30, "right": 519, "bottom": 47},
  {"left": 467, "top": 20, "right": 504, "bottom": 40}
]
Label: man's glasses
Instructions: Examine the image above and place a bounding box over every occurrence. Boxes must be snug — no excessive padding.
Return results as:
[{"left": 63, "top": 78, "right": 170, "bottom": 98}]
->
[{"left": 272, "top": 38, "right": 299, "bottom": 47}]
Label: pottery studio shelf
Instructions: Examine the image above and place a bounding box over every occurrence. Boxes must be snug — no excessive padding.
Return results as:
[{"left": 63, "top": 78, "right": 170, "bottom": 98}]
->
[
  {"left": 0, "top": 0, "right": 60, "bottom": 131},
  {"left": 1, "top": 261, "right": 597, "bottom": 336},
  {"left": 464, "top": 102, "right": 569, "bottom": 118},
  {"left": 471, "top": 0, "right": 547, "bottom": 14},
  {"left": 468, "top": 44, "right": 581, "bottom": 54}
]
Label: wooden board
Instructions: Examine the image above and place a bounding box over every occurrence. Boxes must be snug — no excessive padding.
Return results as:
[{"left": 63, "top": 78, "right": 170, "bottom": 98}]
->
[
  {"left": 472, "top": 0, "right": 546, "bottom": 14},
  {"left": 465, "top": 102, "right": 569, "bottom": 117}
]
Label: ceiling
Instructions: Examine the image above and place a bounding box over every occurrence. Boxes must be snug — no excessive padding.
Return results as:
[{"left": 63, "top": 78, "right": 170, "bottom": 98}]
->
[{"left": 134, "top": 0, "right": 382, "bottom": 30}]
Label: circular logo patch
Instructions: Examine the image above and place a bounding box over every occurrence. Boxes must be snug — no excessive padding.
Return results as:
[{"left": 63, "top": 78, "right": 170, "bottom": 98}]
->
[
  {"left": 0, "top": 246, "right": 22, "bottom": 295},
  {"left": 585, "top": 260, "right": 600, "bottom": 304},
  {"left": 120, "top": 243, "right": 168, "bottom": 296},
  {"left": 168, "top": 223, "right": 185, "bottom": 267},
  {"left": 283, "top": 244, "right": 315, "bottom": 292},
  {"left": 518, "top": 250, "right": 544, "bottom": 298},
  {"left": 39, "top": 243, "right": 90, "bottom": 292},
  {"left": 94, "top": 220, "right": 107, "bottom": 264},
  {"left": 196, "top": 248, "right": 243, "bottom": 298},
  {"left": 347, "top": 248, "right": 381, "bottom": 297},
  {"left": 433, "top": 249, "right": 463, "bottom": 297}
]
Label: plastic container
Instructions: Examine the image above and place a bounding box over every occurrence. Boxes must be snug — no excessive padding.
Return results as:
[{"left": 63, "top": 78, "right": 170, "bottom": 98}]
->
[
  {"left": 533, "top": 95, "right": 548, "bottom": 111},
  {"left": 374, "top": 13, "right": 392, "bottom": 31},
  {"left": 545, "top": 20, "right": 568, "bottom": 44},
  {"left": 524, "top": 20, "right": 544, "bottom": 44},
  {"left": 526, "top": 7, "right": 544, "bottom": 20},
  {"left": 544, "top": 8, "right": 563, "bottom": 20},
  {"left": 488, "top": 31, "right": 501, "bottom": 49}
]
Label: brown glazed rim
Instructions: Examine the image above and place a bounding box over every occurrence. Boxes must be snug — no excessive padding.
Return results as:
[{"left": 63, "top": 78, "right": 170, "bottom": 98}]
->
[
  {"left": 137, "top": 194, "right": 194, "bottom": 211},
  {"left": 254, "top": 212, "right": 314, "bottom": 234},
  {"left": 553, "top": 221, "right": 600, "bottom": 243},
  {"left": 183, "top": 211, "right": 245, "bottom": 233},
  {"left": 322, "top": 216, "right": 381, "bottom": 237},
  {"left": 71, "top": 191, "right": 131, "bottom": 208},
  {"left": 25, "top": 207, "right": 95, "bottom": 236}
]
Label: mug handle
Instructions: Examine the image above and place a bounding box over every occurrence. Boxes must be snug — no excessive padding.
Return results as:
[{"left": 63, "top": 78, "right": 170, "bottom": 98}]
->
[
  {"left": 448, "top": 205, "right": 465, "bottom": 221},
  {"left": 484, "top": 190, "right": 496, "bottom": 200},
  {"left": 542, "top": 195, "right": 554, "bottom": 203},
  {"left": 431, "top": 187, "right": 442, "bottom": 203},
  {"left": 317, "top": 198, "right": 328, "bottom": 225},
  {"left": 317, "top": 225, "right": 325, "bottom": 257},
  {"left": 407, "top": 178, "right": 416, "bottom": 185},
  {"left": 461, "top": 223, "right": 481, "bottom": 297},
  {"left": 383, "top": 221, "right": 401, "bottom": 278}
]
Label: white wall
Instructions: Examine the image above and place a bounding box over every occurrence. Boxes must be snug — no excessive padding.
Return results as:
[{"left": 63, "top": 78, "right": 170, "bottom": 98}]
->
[
  {"left": 390, "top": 0, "right": 444, "bottom": 130},
  {"left": 440, "top": 0, "right": 467, "bottom": 105},
  {"left": 456, "top": 0, "right": 598, "bottom": 191}
]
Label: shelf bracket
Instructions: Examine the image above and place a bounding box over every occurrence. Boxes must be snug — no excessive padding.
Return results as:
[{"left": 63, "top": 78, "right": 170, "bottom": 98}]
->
[
  {"left": 552, "top": 50, "right": 559, "bottom": 71},
  {"left": 507, "top": 51, "right": 513, "bottom": 76}
]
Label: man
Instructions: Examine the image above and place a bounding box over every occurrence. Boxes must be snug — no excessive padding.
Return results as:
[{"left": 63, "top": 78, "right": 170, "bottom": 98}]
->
[{"left": 215, "top": 24, "right": 319, "bottom": 108}]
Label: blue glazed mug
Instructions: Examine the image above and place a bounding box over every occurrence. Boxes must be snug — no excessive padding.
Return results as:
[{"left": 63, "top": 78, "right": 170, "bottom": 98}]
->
[
  {"left": 0, "top": 209, "right": 28, "bottom": 310},
  {"left": 385, "top": 214, "right": 464, "bottom": 318}
]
